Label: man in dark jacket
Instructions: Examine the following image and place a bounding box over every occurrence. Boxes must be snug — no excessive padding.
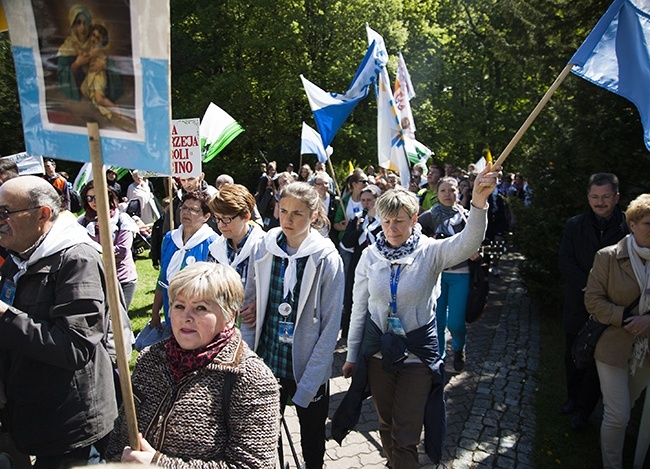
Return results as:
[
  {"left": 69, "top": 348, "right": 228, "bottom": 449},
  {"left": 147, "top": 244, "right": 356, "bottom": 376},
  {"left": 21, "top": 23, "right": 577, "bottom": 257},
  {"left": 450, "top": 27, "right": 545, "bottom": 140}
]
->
[
  {"left": 558, "top": 173, "right": 628, "bottom": 430},
  {"left": 0, "top": 176, "right": 117, "bottom": 466}
]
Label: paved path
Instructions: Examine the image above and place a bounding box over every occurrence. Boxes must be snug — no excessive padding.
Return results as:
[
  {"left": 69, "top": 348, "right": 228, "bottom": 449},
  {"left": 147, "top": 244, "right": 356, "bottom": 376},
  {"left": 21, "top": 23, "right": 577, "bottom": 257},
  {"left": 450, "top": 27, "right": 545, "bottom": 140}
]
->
[{"left": 282, "top": 252, "right": 539, "bottom": 468}]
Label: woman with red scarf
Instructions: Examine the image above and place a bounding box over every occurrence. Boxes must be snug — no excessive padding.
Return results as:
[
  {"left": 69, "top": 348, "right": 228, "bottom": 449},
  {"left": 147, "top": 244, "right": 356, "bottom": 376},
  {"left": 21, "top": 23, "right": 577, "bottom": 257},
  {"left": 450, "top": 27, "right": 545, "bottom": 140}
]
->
[{"left": 107, "top": 262, "right": 280, "bottom": 467}]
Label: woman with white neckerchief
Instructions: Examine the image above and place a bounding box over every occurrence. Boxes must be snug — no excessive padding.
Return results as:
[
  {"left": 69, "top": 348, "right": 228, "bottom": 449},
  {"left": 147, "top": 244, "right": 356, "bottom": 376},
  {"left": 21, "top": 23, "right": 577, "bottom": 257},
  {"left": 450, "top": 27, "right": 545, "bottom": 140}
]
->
[
  {"left": 340, "top": 184, "right": 382, "bottom": 340},
  {"left": 207, "top": 184, "right": 265, "bottom": 291},
  {"left": 150, "top": 191, "right": 217, "bottom": 337},
  {"left": 585, "top": 193, "right": 650, "bottom": 469},
  {"left": 418, "top": 176, "right": 482, "bottom": 372},
  {"left": 241, "top": 182, "right": 344, "bottom": 469}
]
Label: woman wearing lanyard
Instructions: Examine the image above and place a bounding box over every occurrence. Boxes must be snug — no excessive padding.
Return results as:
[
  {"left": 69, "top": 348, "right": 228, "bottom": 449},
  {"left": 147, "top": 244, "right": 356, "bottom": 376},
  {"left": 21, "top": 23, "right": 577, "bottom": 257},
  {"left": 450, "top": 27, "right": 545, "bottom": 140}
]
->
[
  {"left": 334, "top": 165, "right": 498, "bottom": 468},
  {"left": 207, "top": 184, "right": 265, "bottom": 290},
  {"left": 150, "top": 191, "right": 217, "bottom": 335},
  {"left": 242, "top": 182, "right": 344, "bottom": 469}
]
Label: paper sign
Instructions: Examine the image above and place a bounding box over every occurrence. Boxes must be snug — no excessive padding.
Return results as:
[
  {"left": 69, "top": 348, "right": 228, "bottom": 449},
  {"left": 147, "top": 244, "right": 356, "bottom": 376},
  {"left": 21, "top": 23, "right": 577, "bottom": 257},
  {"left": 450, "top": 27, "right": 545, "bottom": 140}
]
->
[
  {"left": 1, "top": 0, "right": 171, "bottom": 174},
  {"left": 171, "top": 118, "right": 201, "bottom": 178}
]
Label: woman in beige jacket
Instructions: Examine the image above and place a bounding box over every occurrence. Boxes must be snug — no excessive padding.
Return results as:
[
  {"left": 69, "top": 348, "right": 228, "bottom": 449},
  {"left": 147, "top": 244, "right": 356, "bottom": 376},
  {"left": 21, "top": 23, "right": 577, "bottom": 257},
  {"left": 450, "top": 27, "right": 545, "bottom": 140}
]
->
[{"left": 585, "top": 193, "right": 650, "bottom": 469}]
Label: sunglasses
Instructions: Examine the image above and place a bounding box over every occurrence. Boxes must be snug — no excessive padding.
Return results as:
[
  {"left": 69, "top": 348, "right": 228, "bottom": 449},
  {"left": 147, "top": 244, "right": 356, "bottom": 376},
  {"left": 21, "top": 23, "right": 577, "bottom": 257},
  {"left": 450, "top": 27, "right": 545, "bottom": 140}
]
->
[{"left": 86, "top": 195, "right": 96, "bottom": 202}]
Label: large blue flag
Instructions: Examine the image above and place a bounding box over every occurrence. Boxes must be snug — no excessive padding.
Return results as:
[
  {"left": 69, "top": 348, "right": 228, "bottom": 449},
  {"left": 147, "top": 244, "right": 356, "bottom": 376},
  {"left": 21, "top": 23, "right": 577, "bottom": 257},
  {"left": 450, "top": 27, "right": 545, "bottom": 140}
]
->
[
  {"left": 301, "top": 40, "right": 387, "bottom": 148},
  {"left": 571, "top": 0, "right": 650, "bottom": 151}
]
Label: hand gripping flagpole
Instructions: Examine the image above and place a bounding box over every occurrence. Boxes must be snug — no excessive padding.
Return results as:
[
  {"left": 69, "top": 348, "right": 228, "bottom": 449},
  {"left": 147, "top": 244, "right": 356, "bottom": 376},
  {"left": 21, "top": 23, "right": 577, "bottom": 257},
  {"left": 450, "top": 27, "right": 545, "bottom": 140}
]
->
[
  {"left": 87, "top": 122, "right": 140, "bottom": 451},
  {"left": 494, "top": 62, "right": 574, "bottom": 167}
]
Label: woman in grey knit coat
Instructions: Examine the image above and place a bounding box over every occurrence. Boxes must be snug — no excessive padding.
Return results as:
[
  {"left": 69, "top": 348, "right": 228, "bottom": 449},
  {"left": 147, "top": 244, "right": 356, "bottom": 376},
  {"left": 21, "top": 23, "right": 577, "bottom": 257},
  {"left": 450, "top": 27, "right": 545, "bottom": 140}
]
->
[{"left": 107, "top": 262, "right": 280, "bottom": 468}]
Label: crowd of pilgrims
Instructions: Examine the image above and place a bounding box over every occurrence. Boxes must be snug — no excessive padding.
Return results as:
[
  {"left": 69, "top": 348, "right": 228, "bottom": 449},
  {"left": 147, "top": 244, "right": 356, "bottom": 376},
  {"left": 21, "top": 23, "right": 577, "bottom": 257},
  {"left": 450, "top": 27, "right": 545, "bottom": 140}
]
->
[{"left": 0, "top": 157, "right": 518, "bottom": 468}]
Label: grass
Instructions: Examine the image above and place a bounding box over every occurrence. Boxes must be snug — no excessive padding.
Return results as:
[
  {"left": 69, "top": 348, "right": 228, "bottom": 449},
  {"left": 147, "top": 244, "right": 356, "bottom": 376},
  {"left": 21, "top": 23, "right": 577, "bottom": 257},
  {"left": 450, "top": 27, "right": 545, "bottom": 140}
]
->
[
  {"left": 534, "top": 305, "right": 647, "bottom": 467},
  {"left": 127, "top": 249, "right": 159, "bottom": 367}
]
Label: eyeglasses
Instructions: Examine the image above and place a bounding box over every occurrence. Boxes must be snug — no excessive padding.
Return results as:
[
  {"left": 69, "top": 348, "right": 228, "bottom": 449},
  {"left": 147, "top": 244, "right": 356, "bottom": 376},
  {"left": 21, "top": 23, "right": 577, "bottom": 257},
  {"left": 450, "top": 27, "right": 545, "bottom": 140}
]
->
[
  {"left": 214, "top": 214, "right": 240, "bottom": 225},
  {"left": 180, "top": 205, "right": 203, "bottom": 215},
  {"left": 0, "top": 206, "right": 41, "bottom": 221},
  {"left": 358, "top": 179, "right": 369, "bottom": 184},
  {"left": 86, "top": 195, "right": 96, "bottom": 202}
]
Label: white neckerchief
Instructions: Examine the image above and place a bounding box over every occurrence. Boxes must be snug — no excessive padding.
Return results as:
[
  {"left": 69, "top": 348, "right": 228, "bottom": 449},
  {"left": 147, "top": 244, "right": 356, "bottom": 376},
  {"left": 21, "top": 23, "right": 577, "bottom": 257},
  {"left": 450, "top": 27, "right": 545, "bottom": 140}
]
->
[
  {"left": 626, "top": 234, "right": 650, "bottom": 375},
  {"left": 166, "top": 224, "right": 216, "bottom": 282},
  {"left": 12, "top": 217, "right": 102, "bottom": 284},
  {"left": 358, "top": 214, "right": 381, "bottom": 245},
  {"left": 208, "top": 223, "right": 265, "bottom": 269},
  {"left": 264, "top": 228, "right": 326, "bottom": 300}
]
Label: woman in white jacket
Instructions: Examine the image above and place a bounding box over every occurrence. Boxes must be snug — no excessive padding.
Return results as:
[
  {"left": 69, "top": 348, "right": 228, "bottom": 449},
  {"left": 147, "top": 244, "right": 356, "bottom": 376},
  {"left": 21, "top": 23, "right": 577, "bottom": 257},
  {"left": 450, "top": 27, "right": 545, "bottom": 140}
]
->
[
  {"left": 242, "top": 182, "right": 344, "bottom": 469},
  {"left": 337, "top": 164, "right": 498, "bottom": 468}
]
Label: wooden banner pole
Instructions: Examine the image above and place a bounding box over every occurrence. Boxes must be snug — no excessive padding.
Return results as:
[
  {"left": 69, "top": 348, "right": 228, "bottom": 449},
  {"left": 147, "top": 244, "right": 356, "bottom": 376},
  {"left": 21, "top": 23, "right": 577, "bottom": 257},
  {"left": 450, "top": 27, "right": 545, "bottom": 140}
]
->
[
  {"left": 494, "top": 62, "right": 574, "bottom": 168},
  {"left": 327, "top": 155, "right": 348, "bottom": 222},
  {"left": 87, "top": 122, "right": 140, "bottom": 451}
]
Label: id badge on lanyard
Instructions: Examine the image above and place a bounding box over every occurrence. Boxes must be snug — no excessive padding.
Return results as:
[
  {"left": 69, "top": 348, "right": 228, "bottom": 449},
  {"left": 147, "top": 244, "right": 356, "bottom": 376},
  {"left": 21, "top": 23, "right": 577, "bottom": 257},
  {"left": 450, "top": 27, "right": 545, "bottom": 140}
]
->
[
  {"left": 278, "top": 258, "right": 295, "bottom": 344},
  {"left": 1, "top": 279, "right": 16, "bottom": 306},
  {"left": 387, "top": 264, "right": 407, "bottom": 337}
]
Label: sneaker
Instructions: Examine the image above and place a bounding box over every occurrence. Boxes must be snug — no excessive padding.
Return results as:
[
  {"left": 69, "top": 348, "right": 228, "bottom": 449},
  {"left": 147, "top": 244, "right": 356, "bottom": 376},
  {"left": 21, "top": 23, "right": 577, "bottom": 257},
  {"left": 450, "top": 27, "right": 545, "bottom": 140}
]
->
[
  {"left": 453, "top": 349, "right": 466, "bottom": 372},
  {"left": 491, "top": 266, "right": 500, "bottom": 277}
]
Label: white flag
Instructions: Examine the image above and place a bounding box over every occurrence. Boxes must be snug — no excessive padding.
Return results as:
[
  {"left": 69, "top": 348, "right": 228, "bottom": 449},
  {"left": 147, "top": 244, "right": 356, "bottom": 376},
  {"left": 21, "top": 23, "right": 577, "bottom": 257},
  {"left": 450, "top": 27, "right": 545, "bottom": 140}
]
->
[
  {"left": 394, "top": 52, "right": 416, "bottom": 139},
  {"left": 300, "top": 123, "right": 333, "bottom": 163}
]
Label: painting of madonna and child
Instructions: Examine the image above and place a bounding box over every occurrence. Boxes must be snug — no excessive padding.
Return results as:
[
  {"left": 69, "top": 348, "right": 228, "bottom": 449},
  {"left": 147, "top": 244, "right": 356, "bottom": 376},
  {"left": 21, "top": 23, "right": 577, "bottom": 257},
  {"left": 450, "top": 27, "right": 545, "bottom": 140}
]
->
[{"left": 32, "top": 0, "right": 139, "bottom": 134}]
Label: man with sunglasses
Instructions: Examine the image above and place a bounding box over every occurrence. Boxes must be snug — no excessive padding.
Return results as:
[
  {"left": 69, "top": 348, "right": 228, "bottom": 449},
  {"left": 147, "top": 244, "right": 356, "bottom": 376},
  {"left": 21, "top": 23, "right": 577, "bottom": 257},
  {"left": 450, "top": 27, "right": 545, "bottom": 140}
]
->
[{"left": 0, "top": 176, "right": 118, "bottom": 466}]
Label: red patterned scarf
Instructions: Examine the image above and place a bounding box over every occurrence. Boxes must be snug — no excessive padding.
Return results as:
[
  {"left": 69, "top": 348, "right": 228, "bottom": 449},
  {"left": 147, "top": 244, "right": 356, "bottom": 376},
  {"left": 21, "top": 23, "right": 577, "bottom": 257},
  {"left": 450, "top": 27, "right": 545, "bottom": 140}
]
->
[{"left": 165, "top": 326, "right": 235, "bottom": 382}]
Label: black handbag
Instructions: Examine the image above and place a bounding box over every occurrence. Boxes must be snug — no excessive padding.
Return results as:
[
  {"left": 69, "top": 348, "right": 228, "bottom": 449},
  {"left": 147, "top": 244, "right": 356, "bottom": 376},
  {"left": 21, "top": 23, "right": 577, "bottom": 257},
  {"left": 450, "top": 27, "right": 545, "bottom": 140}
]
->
[
  {"left": 465, "top": 257, "right": 489, "bottom": 323},
  {"left": 572, "top": 295, "right": 641, "bottom": 370}
]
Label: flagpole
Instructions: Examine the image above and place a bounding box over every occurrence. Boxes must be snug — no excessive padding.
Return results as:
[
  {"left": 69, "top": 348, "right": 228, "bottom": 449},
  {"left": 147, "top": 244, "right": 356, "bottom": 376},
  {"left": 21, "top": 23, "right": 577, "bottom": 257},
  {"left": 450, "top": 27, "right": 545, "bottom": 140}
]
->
[
  {"left": 87, "top": 123, "right": 140, "bottom": 451},
  {"left": 494, "top": 62, "right": 574, "bottom": 167},
  {"left": 326, "top": 155, "right": 348, "bottom": 222}
]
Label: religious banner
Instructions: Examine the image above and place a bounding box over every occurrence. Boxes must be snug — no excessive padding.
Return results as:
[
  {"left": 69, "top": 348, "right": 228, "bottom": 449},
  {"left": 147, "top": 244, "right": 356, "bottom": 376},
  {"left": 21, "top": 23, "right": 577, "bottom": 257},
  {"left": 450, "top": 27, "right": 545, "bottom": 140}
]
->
[
  {"left": 1, "top": 0, "right": 171, "bottom": 174},
  {"left": 172, "top": 118, "right": 201, "bottom": 178}
]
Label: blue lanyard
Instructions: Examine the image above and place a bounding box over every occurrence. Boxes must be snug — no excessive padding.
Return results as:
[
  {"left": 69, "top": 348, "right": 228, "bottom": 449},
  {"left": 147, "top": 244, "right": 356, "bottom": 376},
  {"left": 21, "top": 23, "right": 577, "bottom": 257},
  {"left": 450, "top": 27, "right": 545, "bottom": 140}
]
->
[
  {"left": 389, "top": 264, "right": 402, "bottom": 317},
  {"left": 280, "top": 257, "right": 292, "bottom": 304}
]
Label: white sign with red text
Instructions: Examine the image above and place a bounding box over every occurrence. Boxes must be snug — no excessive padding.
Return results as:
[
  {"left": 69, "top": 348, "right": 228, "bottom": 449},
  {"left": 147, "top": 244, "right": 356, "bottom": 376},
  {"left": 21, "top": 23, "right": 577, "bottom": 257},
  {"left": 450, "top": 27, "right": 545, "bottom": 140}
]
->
[{"left": 171, "top": 118, "right": 201, "bottom": 178}]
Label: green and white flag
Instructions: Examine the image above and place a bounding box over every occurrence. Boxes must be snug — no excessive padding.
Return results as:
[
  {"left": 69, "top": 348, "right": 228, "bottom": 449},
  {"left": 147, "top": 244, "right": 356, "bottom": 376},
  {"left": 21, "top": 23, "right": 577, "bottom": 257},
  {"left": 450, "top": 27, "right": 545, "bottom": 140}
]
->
[
  {"left": 73, "top": 163, "right": 130, "bottom": 193},
  {"left": 405, "top": 138, "right": 433, "bottom": 166},
  {"left": 200, "top": 103, "right": 244, "bottom": 163}
]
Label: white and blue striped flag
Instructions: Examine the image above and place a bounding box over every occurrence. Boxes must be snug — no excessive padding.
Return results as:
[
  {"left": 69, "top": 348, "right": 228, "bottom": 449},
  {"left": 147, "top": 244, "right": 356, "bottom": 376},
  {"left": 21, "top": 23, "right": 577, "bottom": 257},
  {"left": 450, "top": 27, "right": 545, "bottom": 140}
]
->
[{"left": 301, "top": 39, "right": 387, "bottom": 148}]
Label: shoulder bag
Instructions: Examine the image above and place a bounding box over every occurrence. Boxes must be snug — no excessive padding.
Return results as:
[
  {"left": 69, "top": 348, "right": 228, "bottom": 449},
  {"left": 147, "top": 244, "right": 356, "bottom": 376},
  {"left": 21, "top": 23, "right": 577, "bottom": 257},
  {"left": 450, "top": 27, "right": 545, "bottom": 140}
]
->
[{"left": 572, "top": 295, "right": 640, "bottom": 370}]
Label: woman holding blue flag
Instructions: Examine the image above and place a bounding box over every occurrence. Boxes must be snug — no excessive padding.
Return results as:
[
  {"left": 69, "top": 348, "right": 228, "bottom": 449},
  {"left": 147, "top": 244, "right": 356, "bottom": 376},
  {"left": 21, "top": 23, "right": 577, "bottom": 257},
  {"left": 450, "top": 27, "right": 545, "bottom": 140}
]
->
[{"left": 333, "top": 165, "right": 498, "bottom": 467}]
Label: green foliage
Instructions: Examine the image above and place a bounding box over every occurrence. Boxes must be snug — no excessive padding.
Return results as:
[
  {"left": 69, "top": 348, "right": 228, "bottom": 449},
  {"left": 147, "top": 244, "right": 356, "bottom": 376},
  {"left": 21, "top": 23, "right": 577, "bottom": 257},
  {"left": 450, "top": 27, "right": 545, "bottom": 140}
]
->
[
  {"left": 0, "top": 32, "right": 24, "bottom": 155},
  {"left": 3, "top": 0, "right": 650, "bottom": 310}
]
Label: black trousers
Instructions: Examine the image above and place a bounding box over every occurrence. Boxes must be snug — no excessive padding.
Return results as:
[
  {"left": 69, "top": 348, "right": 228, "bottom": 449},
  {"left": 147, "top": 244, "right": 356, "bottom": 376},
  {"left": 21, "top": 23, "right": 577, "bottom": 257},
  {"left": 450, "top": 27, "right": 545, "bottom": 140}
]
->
[
  {"left": 564, "top": 333, "right": 601, "bottom": 416},
  {"left": 279, "top": 378, "right": 329, "bottom": 469}
]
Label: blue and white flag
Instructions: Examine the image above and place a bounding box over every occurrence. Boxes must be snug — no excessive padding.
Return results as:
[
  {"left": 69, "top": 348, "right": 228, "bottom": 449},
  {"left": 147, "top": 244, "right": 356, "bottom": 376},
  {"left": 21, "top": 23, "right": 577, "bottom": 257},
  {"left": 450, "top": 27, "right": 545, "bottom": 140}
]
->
[
  {"left": 301, "top": 39, "right": 387, "bottom": 148},
  {"left": 300, "top": 122, "right": 333, "bottom": 163},
  {"left": 571, "top": 0, "right": 650, "bottom": 151}
]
